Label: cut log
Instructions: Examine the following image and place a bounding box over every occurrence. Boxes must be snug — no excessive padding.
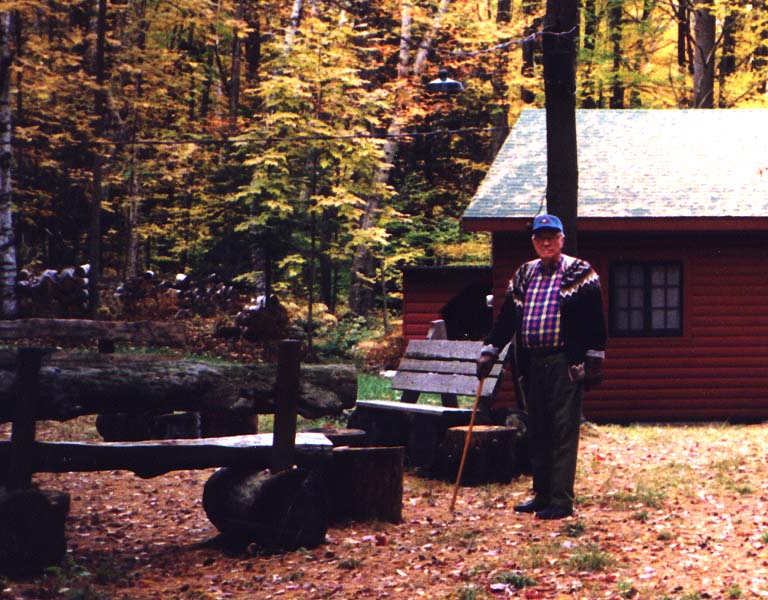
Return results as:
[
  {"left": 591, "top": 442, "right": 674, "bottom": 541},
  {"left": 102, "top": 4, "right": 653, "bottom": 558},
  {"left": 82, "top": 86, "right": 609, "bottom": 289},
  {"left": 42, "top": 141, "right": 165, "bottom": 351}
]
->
[
  {"left": 0, "top": 487, "right": 70, "bottom": 578},
  {"left": 0, "top": 351, "right": 357, "bottom": 421},
  {"left": 0, "top": 433, "right": 334, "bottom": 479},
  {"left": 202, "top": 467, "right": 327, "bottom": 551},
  {"left": 436, "top": 425, "right": 519, "bottom": 486},
  {"left": 302, "top": 427, "right": 368, "bottom": 447},
  {"left": 347, "top": 400, "right": 472, "bottom": 470},
  {"left": 0, "top": 318, "right": 187, "bottom": 346},
  {"left": 322, "top": 446, "right": 404, "bottom": 523}
]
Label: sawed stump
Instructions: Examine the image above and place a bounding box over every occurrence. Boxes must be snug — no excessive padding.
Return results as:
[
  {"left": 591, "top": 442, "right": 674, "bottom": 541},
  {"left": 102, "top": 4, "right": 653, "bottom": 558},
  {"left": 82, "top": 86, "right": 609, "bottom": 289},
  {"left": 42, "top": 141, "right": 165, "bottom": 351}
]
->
[
  {"left": 202, "top": 467, "right": 327, "bottom": 552},
  {"left": 436, "top": 425, "right": 519, "bottom": 486},
  {"left": 322, "top": 446, "right": 404, "bottom": 524},
  {"left": 0, "top": 487, "right": 70, "bottom": 578}
]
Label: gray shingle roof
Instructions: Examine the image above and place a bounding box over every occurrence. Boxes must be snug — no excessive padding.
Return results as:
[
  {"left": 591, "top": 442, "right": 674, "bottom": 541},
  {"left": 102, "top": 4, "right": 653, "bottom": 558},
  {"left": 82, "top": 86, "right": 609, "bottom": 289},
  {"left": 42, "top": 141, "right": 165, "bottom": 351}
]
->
[{"left": 463, "top": 108, "right": 768, "bottom": 220}]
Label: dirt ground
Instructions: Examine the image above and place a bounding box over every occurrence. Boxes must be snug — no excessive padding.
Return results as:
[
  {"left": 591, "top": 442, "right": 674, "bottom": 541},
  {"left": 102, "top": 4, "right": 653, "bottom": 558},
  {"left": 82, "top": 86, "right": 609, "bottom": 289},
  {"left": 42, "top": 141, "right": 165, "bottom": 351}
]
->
[{"left": 2, "top": 419, "right": 768, "bottom": 599}]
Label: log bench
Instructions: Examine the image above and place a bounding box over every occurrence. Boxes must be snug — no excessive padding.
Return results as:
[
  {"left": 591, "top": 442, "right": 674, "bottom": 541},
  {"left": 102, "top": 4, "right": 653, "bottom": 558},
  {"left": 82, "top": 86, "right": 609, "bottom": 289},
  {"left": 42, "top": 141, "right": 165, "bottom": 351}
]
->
[
  {"left": 0, "top": 321, "right": 365, "bottom": 573},
  {"left": 347, "top": 322, "right": 510, "bottom": 472}
]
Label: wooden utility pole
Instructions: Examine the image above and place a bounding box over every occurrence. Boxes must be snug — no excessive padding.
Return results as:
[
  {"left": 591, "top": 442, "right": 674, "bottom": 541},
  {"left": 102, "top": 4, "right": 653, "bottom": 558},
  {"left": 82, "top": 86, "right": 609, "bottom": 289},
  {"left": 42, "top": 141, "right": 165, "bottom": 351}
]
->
[{"left": 542, "top": 0, "right": 579, "bottom": 255}]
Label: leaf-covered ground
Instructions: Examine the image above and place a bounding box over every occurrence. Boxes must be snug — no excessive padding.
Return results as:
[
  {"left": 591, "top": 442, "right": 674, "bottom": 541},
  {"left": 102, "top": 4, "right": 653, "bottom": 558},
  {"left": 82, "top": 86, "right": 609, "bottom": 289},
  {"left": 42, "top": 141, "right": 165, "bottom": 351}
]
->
[{"left": 2, "top": 420, "right": 768, "bottom": 600}]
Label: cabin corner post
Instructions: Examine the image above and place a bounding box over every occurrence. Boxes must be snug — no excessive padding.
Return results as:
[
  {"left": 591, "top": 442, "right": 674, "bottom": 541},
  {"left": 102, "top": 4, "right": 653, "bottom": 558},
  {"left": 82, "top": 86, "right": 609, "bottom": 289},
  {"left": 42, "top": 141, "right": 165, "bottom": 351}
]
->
[
  {"left": 7, "top": 347, "right": 44, "bottom": 490},
  {"left": 271, "top": 339, "right": 301, "bottom": 473}
]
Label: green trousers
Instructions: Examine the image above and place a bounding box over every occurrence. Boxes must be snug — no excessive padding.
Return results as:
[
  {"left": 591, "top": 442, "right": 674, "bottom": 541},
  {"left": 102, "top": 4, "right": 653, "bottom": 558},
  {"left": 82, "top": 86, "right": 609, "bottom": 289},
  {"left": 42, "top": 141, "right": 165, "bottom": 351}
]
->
[{"left": 525, "top": 352, "right": 583, "bottom": 509}]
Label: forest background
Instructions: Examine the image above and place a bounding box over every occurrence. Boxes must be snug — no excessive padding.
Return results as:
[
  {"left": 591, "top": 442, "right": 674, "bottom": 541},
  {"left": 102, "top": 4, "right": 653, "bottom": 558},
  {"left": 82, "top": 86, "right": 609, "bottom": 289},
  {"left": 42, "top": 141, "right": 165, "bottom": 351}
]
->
[{"left": 1, "top": 0, "right": 768, "bottom": 361}]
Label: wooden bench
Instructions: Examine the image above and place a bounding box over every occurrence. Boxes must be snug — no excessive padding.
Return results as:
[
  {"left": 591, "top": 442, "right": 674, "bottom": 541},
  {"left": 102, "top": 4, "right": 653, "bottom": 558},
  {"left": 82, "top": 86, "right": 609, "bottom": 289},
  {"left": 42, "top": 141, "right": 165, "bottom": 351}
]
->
[
  {"left": 0, "top": 321, "right": 360, "bottom": 572},
  {"left": 348, "top": 321, "right": 509, "bottom": 471}
]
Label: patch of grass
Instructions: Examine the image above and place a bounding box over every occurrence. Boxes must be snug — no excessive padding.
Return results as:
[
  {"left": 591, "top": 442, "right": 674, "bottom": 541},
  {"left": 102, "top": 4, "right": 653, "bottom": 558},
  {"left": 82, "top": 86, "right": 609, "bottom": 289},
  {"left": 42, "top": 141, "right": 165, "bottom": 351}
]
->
[
  {"left": 761, "top": 530, "right": 768, "bottom": 544},
  {"left": 356, "top": 373, "right": 476, "bottom": 407},
  {"left": 493, "top": 570, "right": 536, "bottom": 589},
  {"left": 453, "top": 584, "right": 487, "bottom": 600},
  {"left": 566, "top": 542, "right": 615, "bottom": 571},
  {"left": 632, "top": 509, "right": 649, "bottom": 522},
  {"left": 617, "top": 579, "right": 638, "bottom": 598},
  {"left": 522, "top": 539, "right": 561, "bottom": 569},
  {"left": 356, "top": 373, "right": 400, "bottom": 401},
  {"left": 562, "top": 520, "right": 586, "bottom": 537},
  {"left": 726, "top": 583, "right": 743, "bottom": 598},
  {"left": 709, "top": 456, "right": 755, "bottom": 495},
  {"left": 610, "top": 483, "right": 666, "bottom": 509},
  {"left": 337, "top": 558, "right": 362, "bottom": 570},
  {"left": 656, "top": 528, "right": 675, "bottom": 541}
]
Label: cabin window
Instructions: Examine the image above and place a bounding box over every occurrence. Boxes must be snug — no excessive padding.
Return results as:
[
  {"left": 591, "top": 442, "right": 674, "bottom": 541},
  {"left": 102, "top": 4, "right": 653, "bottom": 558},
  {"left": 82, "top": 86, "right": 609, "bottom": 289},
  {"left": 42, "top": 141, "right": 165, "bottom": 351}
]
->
[{"left": 610, "top": 262, "right": 682, "bottom": 336}]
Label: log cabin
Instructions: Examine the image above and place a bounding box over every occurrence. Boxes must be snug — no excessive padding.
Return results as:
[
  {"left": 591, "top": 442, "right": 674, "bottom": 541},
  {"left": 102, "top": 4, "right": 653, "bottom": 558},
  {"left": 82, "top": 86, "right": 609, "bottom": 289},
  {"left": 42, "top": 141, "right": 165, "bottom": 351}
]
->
[{"left": 453, "top": 108, "right": 768, "bottom": 423}]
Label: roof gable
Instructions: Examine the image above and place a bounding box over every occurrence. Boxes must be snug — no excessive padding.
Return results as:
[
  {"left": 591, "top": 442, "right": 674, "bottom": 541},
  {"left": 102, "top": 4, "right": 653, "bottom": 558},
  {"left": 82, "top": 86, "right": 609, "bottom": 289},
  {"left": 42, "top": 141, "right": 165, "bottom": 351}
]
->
[{"left": 463, "top": 109, "right": 768, "bottom": 222}]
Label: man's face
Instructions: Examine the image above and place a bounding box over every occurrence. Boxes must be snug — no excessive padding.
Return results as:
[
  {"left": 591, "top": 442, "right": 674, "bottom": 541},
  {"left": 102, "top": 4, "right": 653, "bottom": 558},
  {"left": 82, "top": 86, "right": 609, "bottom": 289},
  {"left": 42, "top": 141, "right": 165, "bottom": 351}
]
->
[{"left": 531, "top": 229, "right": 564, "bottom": 263}]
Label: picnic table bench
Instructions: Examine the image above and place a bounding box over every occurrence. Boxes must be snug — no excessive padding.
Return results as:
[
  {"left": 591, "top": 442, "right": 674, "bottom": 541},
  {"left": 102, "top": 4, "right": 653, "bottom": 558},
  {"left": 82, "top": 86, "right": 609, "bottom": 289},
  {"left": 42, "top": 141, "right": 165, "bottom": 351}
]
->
[
  {"left": 0, "top": 319, "right": 362, "bottom": 575},
  {"left": 348, "top": 321, "right": 510, "bottom": 471}
]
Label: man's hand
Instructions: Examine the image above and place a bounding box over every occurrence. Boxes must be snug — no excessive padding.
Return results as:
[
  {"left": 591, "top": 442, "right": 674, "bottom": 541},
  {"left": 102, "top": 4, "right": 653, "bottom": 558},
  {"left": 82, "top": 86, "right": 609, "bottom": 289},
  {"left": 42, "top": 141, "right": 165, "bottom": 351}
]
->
[
  {"left": 584, "top": 356, "right": 603, "bottom": 388},
  {"left": 476, "top": 353, "right": 495, "bottom": 380}
]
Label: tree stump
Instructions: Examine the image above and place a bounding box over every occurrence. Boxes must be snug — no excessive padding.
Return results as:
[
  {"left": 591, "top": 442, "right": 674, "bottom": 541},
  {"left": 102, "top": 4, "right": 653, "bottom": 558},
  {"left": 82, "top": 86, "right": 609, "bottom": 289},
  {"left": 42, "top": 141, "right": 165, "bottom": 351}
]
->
[
  {"left": 436, "top": 425, "right": 519, "bottom": 486},
  {"left": 202, "top": 467, "right": 327, "bottom": 552},
  {"left": 322, "top": 446, "right": 404, "bottom": 524},
  {"left": 302, "top": 427, "right": 368, "bottom": 447},
  {"left": 0, "top": 487, "right": 70, "bottom": 578}
]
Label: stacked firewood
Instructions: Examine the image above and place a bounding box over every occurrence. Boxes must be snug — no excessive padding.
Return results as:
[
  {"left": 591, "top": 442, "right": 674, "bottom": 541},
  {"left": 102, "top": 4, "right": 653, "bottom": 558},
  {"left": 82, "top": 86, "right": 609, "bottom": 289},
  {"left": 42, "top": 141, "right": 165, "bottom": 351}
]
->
[
  {"left": 16, "top": 265, "right": 90, "bottom": 318},
  {"left": 13, "top": 267, "right": 290, "bottom": 348},
  {"left": 115, "top": 272, "right": 246, "bottom": 319}
]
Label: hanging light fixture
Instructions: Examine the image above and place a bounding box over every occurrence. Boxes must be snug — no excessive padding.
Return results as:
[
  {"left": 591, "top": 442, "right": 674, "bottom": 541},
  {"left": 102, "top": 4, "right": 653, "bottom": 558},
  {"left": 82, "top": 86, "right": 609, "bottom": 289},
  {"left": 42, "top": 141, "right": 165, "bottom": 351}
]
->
[{"left": 425, "top": 67, "right": 464, "bottom": 93}]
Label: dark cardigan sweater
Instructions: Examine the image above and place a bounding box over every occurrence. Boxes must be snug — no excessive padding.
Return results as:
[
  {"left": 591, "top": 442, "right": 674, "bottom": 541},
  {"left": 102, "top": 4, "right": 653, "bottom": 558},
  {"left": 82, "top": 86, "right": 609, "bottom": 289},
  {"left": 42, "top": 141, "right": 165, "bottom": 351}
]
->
[{"left": 482, "top": 254, "right": 607, "bottom": 371}]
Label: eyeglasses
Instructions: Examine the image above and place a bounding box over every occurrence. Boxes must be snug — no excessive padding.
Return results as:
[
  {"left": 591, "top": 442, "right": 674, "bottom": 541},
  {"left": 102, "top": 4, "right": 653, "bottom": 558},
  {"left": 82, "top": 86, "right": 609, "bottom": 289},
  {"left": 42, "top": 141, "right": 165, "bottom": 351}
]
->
[{"left": 532, "top": 232, "right": 562, "bottom": 242}]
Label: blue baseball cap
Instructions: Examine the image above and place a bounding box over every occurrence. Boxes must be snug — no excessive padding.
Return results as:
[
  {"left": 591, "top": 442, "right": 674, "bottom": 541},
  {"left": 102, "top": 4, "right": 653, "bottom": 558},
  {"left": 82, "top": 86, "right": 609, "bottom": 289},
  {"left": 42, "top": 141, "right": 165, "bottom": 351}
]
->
[{"left": 532, "top": 214, "right": 563, "bottom": 234}]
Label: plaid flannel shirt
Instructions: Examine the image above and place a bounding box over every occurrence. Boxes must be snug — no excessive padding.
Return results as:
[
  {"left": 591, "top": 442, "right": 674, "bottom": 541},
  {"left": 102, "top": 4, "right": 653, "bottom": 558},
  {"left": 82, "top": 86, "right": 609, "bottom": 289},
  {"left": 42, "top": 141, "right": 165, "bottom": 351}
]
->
[{"left": 521, "top": 258, "right": 564, "bottom": 351}]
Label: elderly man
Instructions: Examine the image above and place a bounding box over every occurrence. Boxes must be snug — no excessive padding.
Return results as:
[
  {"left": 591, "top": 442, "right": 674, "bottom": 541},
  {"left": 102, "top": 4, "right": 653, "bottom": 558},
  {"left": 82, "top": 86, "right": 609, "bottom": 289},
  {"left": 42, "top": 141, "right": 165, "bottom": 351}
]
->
[{"left": 476, "top": 214, "right": 606, "bottom": 520}]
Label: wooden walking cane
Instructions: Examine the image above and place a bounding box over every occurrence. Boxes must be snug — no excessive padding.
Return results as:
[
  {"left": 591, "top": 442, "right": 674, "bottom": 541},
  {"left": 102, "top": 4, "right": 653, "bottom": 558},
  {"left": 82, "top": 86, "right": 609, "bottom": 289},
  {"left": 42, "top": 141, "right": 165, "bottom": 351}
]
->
[{"left": 449, "top": 377, "right": 485, "bottom": 514}]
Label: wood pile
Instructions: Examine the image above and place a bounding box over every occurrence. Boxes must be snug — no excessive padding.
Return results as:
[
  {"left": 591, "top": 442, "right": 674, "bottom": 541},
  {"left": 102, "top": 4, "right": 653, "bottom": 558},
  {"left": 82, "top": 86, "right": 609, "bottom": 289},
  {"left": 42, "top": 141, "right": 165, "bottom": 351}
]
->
[
  {"left": 16, "top": 266, "right": 90, "bottom": 318},
  {"left": 116, "top": 271, "right": 246, "bottom": 319},
  {"left": 13, "top": 267, "right": 290, "bottom": 347}
]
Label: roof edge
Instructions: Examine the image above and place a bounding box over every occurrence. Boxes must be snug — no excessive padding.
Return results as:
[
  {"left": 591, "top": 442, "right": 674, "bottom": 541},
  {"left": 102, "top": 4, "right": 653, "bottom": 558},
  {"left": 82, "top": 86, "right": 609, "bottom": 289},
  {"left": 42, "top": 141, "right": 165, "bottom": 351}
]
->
[{"left": 461, "top": 216, "right": 768, "bottom": 233}]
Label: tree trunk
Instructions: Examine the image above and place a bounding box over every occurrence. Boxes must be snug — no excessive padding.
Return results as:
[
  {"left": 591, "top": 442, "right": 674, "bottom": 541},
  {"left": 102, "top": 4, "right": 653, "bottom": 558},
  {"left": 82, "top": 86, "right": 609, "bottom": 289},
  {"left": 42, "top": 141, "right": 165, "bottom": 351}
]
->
[
  {"left": 0, "top": 351, "right": 357, "bottom": 421},
  {"left": 579, "top": 0, "right": 599, "bottom": 108},
  {"left": 608, "top": 0, "right": 625, "bottom": 108},
  {"left": 88, "top": 0, "right": 109, "bottom": 317},
  {"left": 284, "top": 0, "right": 304, "bottom": 49},
  {"left": 693, "top": 3, "right": 715, "bottom": 108},
  {"left": 489, "top": 0, "right": 511, "bottom": 157},
  {"left": 543, "top": 0, "right": 579, "bottom": 255},
  {"left": 717, "top": 10, "right": 738, "bottom": 107},
  {"left": 229, "top": 0, "right": 243, "bottom": 133},
  {"left": 677, "top": 1, "right": 691, "bottom": 69},
  {"left": 348, "top": 0, "right": 450, "bottom": 315},
  {"left": 0, "top": 11, "right": 18, "bottom": 319}
]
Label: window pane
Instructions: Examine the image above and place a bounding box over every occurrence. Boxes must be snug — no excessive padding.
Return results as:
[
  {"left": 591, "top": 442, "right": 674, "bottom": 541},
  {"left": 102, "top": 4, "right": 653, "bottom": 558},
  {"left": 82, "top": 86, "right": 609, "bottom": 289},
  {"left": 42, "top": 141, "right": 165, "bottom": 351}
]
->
[
  {"left": 666, "top": 288, "right": 679, "bottom": 307},
  {"left": 651, "top": 309, "right": 666, "bottom": 329},
  {"left": 651, "top": 287, "right": 665, "bottom": 308},
  {"left": 614, "top": 268, "right": 628, "bottom": 287},
  {"left": 630, "top": 266, "right": 643, "bottom": 286},
  {"left": 630, "top": 288, "right": 644, "bottom": 308},
  {"left": 667, "top": 309, "right": 680, "bottom": 329},
  {"left": 614, "top": 311, "right": 628, "bottom": 331},
  {"left": 630, "top": 309, "right": 644, "bottom": 330},
  {"left": 667, "top": 264, "right": 680, "bottom": 282},
  {"left": 614, "top": 288, "right": 626, "bottom": 308},
  {"left": 651, "top": 266, "right": 665, "bottom": 286}
]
